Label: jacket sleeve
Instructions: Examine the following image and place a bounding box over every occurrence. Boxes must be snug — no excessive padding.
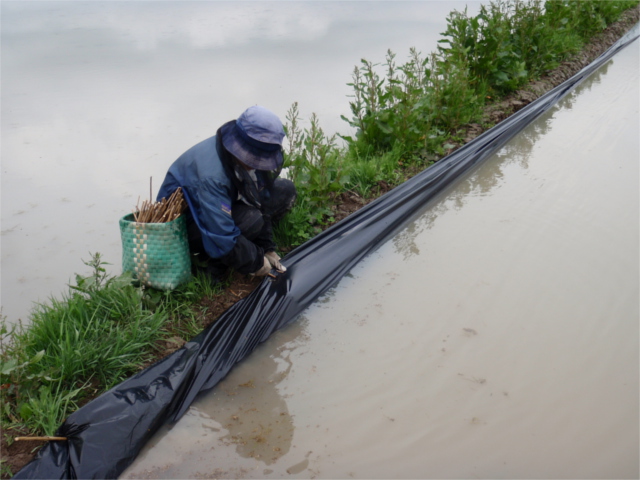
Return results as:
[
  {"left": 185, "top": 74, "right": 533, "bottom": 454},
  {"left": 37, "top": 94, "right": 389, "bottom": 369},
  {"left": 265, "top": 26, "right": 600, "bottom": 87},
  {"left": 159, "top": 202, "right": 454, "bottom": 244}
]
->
[
  {"left": 188, "top": 177, "right": 264, "bottom": 274},
  {"left": 219, "top": 235, "right": 265, "bottom": 274},
  {"left": 251, "top": 216, "right": 277, "bottom": 253}
]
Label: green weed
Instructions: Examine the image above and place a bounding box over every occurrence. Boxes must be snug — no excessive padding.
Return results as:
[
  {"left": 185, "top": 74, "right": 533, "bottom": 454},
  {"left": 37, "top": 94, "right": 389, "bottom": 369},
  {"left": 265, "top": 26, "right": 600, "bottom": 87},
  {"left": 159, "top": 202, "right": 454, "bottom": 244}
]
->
[
  {"left": 277, "top": 105, "right": 348, "bottom": 246},
  {"left": 342, "top": 146, "right": 403, "bottom": 197},
  {"left": 545, "top": 0, "right": 638, "bottom": 40},
  {"left": 341, "top": 39, "right": 483, "bottom": 157},
  {"left": 20, "top": 383, "right": 83, "bottom": 437},
  {"left": 1, "top": 254, "right": 167, "bottom": 436}
]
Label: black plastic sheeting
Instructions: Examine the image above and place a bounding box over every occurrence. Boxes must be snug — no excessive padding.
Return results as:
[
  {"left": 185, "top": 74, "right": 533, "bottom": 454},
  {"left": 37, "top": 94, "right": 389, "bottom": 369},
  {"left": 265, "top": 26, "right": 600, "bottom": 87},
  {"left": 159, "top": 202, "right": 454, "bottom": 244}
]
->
[{"left": 15, "top": 25, "right": 638, "bottom": 480}]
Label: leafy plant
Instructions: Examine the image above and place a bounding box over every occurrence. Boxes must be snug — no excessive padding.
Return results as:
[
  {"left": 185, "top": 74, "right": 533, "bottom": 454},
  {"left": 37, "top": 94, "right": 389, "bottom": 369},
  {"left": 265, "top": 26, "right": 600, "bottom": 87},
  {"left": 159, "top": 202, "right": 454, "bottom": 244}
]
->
[
  {"left": 545, "top": 0, "right": 638, "bottom": 40},
  {"left": 439, "top": 2, "right": 529, "bottom": 96},
  {"left": 20, "top": 384, "right": 83, "bottom": 437},
  {"left": 70, "top": 252, "right": 111, "bottom": 293},
  {"left": 278, "top": 105, "right": 349, "bottom": 246}
]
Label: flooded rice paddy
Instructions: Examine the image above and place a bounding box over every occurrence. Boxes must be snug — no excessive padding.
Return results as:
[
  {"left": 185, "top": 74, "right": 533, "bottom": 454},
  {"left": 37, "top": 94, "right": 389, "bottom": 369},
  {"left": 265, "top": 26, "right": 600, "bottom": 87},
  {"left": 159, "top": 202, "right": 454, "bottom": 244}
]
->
[
  {"left": 121, "top": 26, "right": 639, "bottom": 480},
  {"left": 1, "top": 1, "right": 483, "bottom": 326}
]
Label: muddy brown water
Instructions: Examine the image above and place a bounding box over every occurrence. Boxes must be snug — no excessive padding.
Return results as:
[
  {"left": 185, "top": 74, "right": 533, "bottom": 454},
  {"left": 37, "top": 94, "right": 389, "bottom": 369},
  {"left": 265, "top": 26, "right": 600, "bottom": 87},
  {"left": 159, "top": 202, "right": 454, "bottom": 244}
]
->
[{"left": 120, "top": 31, "right": 639, "bottom": 480}]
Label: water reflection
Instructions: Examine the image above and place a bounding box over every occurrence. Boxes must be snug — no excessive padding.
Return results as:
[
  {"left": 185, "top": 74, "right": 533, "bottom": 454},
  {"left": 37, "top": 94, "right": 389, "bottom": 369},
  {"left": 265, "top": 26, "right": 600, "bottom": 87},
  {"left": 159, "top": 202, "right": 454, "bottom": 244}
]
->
[
  {"left": 193, "top": 318, "right": 311, "bottom": 466},
  {"left": 391, "top": 61, "right": 611, "bottom": 261}
]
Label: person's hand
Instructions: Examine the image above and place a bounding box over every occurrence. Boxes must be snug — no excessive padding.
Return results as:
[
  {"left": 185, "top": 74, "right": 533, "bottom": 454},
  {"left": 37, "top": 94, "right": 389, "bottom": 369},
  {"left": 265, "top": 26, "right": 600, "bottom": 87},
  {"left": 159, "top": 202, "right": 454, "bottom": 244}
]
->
[
  {"left": 265, "top": 251, "right": 286, "bottom": 273},
  {"left": 252, "top": 256, "right": 272, "bottom": 276}
]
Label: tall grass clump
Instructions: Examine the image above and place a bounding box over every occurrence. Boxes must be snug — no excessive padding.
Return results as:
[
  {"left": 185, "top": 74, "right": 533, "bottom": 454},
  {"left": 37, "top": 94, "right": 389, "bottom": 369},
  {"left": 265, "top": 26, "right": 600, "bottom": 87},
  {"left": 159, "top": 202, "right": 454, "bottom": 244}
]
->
[
  {"left": 0, "top": 251, "right": 225, "bottom": 439},
  {"left": 341, "top": 146, "right": 403, "bottom": 197},
  {"left": 1, "top": 253, "right": 167, "bottom": 436}
]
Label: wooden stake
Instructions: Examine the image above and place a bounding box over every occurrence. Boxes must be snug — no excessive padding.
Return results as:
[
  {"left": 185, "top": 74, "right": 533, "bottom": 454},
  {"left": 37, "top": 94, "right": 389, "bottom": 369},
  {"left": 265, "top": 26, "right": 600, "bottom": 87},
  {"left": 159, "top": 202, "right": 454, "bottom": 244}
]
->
[
  {"left": 15, "top": 436, "right": 67, "bottom": 442},
  {"left": 132, "top": 186, "right": 186, "bottom": 224}
]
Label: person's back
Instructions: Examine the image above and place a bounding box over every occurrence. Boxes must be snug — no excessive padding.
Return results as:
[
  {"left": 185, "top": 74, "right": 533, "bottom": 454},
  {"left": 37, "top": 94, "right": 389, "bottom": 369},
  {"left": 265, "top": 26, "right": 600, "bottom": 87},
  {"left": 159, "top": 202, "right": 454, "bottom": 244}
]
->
[{"left": 157, "top": 105, "right": 295, "bottom": 279}]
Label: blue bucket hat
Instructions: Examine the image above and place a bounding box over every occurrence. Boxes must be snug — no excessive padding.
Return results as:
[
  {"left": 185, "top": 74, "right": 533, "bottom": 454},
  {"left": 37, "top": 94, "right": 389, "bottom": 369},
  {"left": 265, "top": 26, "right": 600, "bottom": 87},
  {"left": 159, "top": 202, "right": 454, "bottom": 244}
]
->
[{"left": 221, "top": 105, "right": 285, "bottom": 171}]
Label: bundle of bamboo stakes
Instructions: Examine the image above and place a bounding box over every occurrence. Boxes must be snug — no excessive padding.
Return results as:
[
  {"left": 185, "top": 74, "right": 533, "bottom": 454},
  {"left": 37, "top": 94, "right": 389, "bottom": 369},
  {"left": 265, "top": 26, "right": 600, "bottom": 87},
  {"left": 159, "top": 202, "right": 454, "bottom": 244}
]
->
[{"left": 133, "top": 187, "right": 187, "bottom": 223}]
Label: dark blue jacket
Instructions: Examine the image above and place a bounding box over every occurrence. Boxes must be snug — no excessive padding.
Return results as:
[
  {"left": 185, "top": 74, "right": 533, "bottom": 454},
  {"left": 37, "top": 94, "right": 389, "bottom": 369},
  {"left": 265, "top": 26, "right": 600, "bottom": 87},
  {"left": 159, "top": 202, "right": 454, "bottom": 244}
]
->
[{"left": 157, "top": 135, "right": 264, "bottom": 273}]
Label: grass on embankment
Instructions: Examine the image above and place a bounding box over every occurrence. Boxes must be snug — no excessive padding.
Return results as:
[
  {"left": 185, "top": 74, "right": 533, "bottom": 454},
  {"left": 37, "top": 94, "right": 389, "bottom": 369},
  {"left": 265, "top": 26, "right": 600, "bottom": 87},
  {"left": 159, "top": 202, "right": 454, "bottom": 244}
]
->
[
  {"left": 1, "top": 0, "right": 638, "bottom": 476},
  {"left": 274, "top": 0, "right": 639, "bottom": 247},
  {"left": 0, "top": 254, "right": 221, "bottom": 438}
]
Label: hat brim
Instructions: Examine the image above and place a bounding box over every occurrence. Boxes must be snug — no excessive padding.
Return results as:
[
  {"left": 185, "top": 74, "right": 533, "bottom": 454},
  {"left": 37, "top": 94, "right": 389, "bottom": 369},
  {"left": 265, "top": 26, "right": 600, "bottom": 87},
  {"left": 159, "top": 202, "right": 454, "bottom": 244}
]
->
[{"left": 221, "top": 123, "right": 282, "bottom": 171}]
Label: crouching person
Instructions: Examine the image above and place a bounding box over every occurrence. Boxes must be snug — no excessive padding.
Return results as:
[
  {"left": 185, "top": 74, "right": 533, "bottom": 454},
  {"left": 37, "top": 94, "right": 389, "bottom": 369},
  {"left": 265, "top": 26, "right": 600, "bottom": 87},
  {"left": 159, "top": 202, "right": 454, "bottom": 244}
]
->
[{"left": 157, "top": 105, "right": 296, "bottom": 280}]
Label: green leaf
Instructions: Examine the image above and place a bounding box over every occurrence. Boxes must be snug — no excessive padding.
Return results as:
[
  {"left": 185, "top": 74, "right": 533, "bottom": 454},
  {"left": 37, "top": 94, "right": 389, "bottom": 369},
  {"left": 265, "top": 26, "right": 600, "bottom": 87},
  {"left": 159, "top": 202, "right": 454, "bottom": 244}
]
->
[
  {"left": 2, "top": 402, "right": 12, "bottom": 420},
  {"left": 19, "top": 403, "right": 33, "bottom": 421},
  {"left": 1, "top": 358, "right": 18, "bottom": 376},
  {"left": 376, "top": 121, "right": 393, "bottom": 134},
  {"left": 29, "top": 350, "right": 45, "bottom": 365},
  {"left": 106, "top": 272, "right": 134, "bottom": 289},
  {"left": 62, "top": 387, "right": 84, "bottom": 402},
  {"left": 495, "top": 71, "right": 509, "bottom": 83}
]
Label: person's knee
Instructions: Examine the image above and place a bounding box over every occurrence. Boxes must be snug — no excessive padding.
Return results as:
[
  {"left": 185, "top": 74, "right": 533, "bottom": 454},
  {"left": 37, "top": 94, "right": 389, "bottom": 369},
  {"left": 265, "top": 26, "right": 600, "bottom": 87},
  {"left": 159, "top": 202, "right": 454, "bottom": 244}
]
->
[
  {"left": 233, "top": 204, "right": 265, "bottom": 240},
  {"left": 275, "top": 177, "right": 296, "bottom": 194},
  {"left": 269, "top": 178, "right": 297, "bottom": 220}
]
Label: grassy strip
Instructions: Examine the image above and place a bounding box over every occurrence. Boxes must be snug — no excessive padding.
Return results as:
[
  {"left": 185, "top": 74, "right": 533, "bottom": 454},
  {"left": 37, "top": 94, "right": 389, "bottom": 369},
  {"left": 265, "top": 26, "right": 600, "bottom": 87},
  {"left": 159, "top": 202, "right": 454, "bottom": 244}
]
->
[
  {"left": 275, "top": 0, "right": 639, "bottom": 248},
  {"left": 1, "top": 0, "right": 638, "bottom": 476},
  {"left": 0, "top": 254, "right": 222, "bottom": 442}
]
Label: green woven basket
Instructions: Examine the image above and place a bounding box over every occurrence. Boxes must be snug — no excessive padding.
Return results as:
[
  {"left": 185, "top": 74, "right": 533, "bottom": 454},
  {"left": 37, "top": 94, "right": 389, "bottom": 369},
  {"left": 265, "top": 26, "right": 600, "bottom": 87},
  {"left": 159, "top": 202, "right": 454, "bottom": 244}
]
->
[{"left": 119, "top": 213, "right": 191, "bottom": 290}]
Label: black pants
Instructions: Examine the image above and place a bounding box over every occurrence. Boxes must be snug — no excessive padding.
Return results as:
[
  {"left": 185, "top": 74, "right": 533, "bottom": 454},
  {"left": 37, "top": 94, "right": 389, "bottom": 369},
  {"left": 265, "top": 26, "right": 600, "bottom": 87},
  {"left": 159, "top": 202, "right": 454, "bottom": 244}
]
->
[{"left": 188, "top": 178, "right": 296, "bottom": 277}]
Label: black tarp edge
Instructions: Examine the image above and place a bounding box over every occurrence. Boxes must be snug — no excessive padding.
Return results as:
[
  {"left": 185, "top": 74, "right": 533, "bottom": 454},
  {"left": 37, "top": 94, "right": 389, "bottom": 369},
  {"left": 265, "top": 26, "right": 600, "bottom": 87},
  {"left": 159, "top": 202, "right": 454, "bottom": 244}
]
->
[{"left": 14, "top": 24, "right": 639, "bottom": 480}]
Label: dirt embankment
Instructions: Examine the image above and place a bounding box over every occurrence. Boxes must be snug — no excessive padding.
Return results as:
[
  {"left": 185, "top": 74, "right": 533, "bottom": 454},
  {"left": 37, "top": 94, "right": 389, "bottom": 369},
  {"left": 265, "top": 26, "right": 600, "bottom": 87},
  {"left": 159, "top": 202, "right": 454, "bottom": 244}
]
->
[{"left": 2, "top": 7, "right": 638, "bottom": 478}]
